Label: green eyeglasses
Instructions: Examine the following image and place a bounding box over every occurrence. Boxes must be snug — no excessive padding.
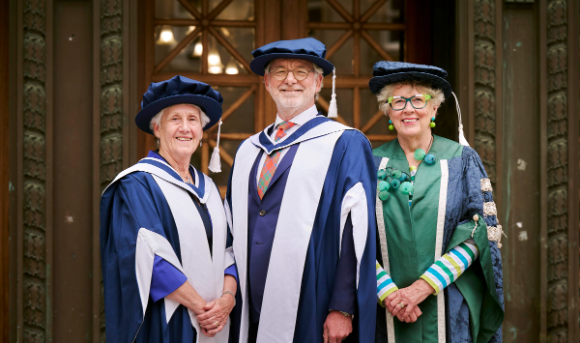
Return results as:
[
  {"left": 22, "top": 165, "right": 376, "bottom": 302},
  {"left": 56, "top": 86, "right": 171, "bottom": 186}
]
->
[{"left": 387, "top": 94, "right": 432, "bottom": 110}]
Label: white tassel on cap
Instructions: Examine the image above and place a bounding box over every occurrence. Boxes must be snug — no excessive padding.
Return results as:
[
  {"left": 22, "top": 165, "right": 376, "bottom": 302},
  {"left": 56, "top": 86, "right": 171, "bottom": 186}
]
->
[
  {"left": 452, "top": 92, "right": 470, "bottom": 147},
  {"left": 327, "top": 68, "right": 338, "bottom": 118},
  {"left": 208, "top": 120, "right": 223, "bottom": 173}
]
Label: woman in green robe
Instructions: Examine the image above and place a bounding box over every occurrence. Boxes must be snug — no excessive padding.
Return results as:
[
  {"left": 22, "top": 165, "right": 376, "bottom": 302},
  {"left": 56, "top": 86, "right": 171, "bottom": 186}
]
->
[{"left": 371, "top": 61, "right": 505, "bottom": 343}]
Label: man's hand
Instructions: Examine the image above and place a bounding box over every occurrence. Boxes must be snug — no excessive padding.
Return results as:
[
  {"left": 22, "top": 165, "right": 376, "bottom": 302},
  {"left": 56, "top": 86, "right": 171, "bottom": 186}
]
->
[
  {"left": 323, "top": 310, "right": 353, "bottom": 343},
  {"left": 386, "top": 280, "right": 433, "bottom": 323}
]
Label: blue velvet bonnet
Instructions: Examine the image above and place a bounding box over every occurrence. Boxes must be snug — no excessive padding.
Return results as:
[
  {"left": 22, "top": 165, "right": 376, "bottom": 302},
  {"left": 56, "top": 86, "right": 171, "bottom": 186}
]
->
[
  {"left": 369, "top": 61, "right": 452, "bottom": 99},
  {"left": 136, "top": 75, "right": 223, "bottom": 135},
  {"left": 250, "top": 37, "right": 334, "bottom": 76}
]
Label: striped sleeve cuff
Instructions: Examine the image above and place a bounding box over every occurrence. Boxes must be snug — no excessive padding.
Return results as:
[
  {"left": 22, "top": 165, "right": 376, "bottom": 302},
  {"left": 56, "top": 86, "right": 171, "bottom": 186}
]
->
[
  {"left": 376, "top": 261, "right": 398, "bottom": 306},
  {"left": 420, "top": 239, "right": 479, "bottom": 295}
]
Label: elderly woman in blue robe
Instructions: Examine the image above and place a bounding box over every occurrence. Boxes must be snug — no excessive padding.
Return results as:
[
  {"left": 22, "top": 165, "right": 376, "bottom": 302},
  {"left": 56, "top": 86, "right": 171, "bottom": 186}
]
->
[
  {"left": 371, "top": 62, "right": 505, "bottom": 343},
  {"left": 100, "top": 75, "right": 236, "bottom": 343}
]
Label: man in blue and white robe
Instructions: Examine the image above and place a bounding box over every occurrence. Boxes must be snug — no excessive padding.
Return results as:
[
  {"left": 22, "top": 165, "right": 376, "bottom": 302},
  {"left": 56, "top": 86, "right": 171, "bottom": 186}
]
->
[{"left": 226, "top": 38, "right": 377, "bottom": 343}]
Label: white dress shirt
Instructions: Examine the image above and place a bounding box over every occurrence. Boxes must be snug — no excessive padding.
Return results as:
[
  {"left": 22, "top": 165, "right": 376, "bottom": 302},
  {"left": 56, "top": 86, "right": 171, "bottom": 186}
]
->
[{"left": 255, "top": 104, "right": 319, "bottom": 185}]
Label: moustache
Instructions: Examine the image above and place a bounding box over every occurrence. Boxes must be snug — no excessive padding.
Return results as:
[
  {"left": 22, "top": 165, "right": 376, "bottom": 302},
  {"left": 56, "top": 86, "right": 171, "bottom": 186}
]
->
[{"left": 278, "top": 86, "right": 305, "bottom": 91}]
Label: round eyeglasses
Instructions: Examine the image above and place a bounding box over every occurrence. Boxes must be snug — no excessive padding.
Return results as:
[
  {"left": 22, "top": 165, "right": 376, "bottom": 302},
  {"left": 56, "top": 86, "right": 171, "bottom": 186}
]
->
[
  {"left": 387, "top": 94, "right": 432, "bottom": 111},
  {"left": 270, "top": 67, "right": 314, "bottom": 81}
]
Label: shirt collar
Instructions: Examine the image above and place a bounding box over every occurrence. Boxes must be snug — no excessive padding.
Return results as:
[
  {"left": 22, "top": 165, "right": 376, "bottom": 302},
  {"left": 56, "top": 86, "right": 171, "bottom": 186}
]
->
[{"left": 274, "top": 104, "right": 318, "bottom": 129}]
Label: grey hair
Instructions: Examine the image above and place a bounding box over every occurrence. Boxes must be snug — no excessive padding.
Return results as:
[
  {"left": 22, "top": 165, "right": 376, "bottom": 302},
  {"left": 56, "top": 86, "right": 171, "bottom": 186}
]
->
[
  {"left": 376, "top": 82, "right": 445, "bottom": 116},
  {"left": 149, "top": 103, "right": 211, "bottom": 133},
  {"left": 264, "top": 60, "right": 324, "bottom": 100}
]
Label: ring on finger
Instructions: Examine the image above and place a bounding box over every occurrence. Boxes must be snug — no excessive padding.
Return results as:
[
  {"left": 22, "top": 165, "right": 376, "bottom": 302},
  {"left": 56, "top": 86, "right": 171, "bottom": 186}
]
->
[
  {"left": 398, "top": 302, "right": 406, "bottom": 308},
  {"left": 215, "top": 321, "right": 219, "bottom": 328}
]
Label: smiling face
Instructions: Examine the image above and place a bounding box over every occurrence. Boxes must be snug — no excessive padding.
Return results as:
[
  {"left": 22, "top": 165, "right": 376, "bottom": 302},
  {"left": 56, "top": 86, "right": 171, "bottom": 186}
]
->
[
  {"left": 153, "top": 104, "right": 203, "bottom": 163},
  {"left": 387, "top": 84, "right": 438, "bottom": 141},
  {"left": 264, "top": 58, "right": 323, "bottom": 112}
]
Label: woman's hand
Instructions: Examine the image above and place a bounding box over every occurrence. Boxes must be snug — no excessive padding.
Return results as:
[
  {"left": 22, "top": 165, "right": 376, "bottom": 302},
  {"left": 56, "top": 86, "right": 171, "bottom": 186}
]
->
[
  {"left": 384, "top": 291, "right": 423, "bottom": 323},
  {"left": 166, "top": 281, "right": 207, "bottom": 315},
  {"left": 197, "top": 294, "right": 235, "bottom": 336},
  {"left": 197, "top": 275, "right": 237, "bottom": 337},
  {"left": 386, "top": 280, "right": 434, "bottom": 322}
]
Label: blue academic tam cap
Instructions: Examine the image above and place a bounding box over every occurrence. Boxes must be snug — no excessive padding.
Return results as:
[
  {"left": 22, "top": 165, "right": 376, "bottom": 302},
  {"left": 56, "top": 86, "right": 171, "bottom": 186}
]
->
[
  {"left": 136, "top": 75, "right": 223, "bottom": 135},
  {"left": 369, "top": 61, "right": 452, "bottom": 99},
  {"left": 250, "top": 37, "right": 334, "bottom": 76}
]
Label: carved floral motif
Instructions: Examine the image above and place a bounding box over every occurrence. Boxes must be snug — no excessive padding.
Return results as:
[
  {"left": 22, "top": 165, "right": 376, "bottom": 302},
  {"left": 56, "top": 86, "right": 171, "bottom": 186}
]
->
[
  {"left": 546, "top": 0, "right": 569, "bottom": 340},
  {"left": 21, "top": 0, "right": 47, "bottom": 341}
]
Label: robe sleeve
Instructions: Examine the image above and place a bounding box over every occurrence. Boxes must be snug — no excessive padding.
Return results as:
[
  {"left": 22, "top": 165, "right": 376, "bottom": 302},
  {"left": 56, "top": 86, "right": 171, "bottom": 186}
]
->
[
  {"left": 224, "top": 162, "right": 237, "bottom": 280},
  {"left": 438, "top": 147, "right": 505, "bottom": 342},
  {"left": 150, "top": 256, "right": 187, "bottom": 302},
  {"left": 328, "top": 214, "right": 357, "bottom": 314},
  {"left": 149, "top": 257, "right": 237, "bottom": 301},
  {"left": 100, "top": 173, "right": 190, "bottom": 338},
  {"left": 420, "top": 238, "right": 479, "bottom": 295},
  {"left": 463, "top": 147, "right": 504, "bottom": 248},
  {"left": 225, "top": 264, "right": 237, "bottom": 280},
  {"left": 376, "top": 261, "right": 398, "bottom": 306},
  {"left": 328, "top": 130, "right": 377, "bottom": 318}
]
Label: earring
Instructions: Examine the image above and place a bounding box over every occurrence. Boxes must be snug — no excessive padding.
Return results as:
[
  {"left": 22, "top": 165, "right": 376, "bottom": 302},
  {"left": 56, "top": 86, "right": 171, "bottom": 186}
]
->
[
  {"left": 430, "top": 116, "right": 436, "bottom": 128},
  {"left": 388, "top": 119, "right": 394, "bottom": 131},
  {"left": 156, "top": 138, "right": 160, "bottom": 149},
  {"left": 200, "top": 140, "right": 202, "bottom": 147}
]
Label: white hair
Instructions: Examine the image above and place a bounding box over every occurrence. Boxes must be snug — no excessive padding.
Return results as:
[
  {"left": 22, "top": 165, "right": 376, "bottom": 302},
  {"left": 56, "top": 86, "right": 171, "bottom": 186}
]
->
[
  {"left": 264, "top": 59, "right": 324, "bottom": 99},
  {"left": 376, "top": 82, "right": 445, "bottom": 116},
  {"left": 149, "top": 103, "right": 211, "bottom": 133}
]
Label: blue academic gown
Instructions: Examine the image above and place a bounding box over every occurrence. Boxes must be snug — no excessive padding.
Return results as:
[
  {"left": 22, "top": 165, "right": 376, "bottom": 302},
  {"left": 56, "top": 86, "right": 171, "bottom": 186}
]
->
[
  {"left": 100, "top": 153, "right": 234, "bottom": 343},
  {"left": 227, "top": 117, "right": 377, "bottom": 343}
]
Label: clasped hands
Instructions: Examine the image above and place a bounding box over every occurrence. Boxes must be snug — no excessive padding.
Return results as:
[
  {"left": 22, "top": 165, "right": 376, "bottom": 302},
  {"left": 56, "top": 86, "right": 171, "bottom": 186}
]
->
[
  {"left": 192, "top": 294, "right": 235, "bottom": 337},
  {"left": 384, "top": 279, "right": 435, "bottom": 323}
]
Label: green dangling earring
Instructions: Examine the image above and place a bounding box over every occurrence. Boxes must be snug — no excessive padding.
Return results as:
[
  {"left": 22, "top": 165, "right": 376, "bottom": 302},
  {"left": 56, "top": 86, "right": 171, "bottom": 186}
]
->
[
  {"left": 388, "top": 119, "right": 394, "bottom": 131},
  {"left": 430, "top": 116, "right": 436, "bottom": 128}
]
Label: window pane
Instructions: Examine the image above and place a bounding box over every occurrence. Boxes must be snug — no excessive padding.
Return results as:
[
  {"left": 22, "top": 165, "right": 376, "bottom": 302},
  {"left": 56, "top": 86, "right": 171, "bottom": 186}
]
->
[
  {"left": 208, "top": 35, "right": 249, "bottom": 74},
  {"left": 318, "top": 88, "right": 353, "bottom": 125},
  {"left": 215, "top": 0, "right": 255, "bottom": 21},
  {"left": 308, "top": 0, "right": 352, "bottom": 23},
  {"left": 367, "top": 0, "right": 404, "bottom": 23},
  {"left": 156, "top": 0, "right": 198, "bottom": 19},
  {"left": 154, "top": 26, "right": 202, "bottom": 73},
  {"left": 219, "top": 27, "right": 255, "bottom": 66},
  {"left": 310, "top": 29, "right": 353, "bottom": 75}
]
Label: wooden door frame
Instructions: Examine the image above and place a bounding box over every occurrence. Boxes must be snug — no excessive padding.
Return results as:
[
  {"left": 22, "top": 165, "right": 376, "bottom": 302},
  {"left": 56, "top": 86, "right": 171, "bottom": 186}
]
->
[{"left": 1, "top": 0, "right": 10, "bottom": 340}]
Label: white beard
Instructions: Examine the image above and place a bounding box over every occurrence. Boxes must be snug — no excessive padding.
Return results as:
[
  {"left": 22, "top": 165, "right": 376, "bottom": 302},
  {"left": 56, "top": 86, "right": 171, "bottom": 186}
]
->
[{"left": 269, "top": 84, "right": 317, "bottom": 111}]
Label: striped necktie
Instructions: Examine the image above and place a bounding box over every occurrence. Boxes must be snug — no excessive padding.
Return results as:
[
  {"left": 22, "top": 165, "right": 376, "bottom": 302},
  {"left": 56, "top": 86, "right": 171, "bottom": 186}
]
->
[{"left": 257, "top": 121, "right": 295, "bottom": 199}]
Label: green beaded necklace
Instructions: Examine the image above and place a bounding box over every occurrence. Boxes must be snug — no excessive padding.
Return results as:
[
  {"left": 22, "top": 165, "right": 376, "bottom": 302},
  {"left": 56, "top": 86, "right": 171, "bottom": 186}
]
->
[{"left": 377, "top": 135, "right": 435, "bottom": 202}]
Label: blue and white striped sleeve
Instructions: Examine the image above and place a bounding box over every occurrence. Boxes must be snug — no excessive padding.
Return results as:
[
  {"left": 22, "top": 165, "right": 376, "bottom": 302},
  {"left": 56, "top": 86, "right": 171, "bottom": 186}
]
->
[
  {"left": 420, "top": 238, "right": 479, "bottom": 295},
  {"left": 376, "top": 261, "right": 398, "bottom": 306}
]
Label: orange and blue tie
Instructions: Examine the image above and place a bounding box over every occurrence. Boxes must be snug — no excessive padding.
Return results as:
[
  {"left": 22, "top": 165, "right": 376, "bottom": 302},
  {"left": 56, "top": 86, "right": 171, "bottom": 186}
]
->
[{"left": 257, "top": 121, "right": 295, "bottom": 199}]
